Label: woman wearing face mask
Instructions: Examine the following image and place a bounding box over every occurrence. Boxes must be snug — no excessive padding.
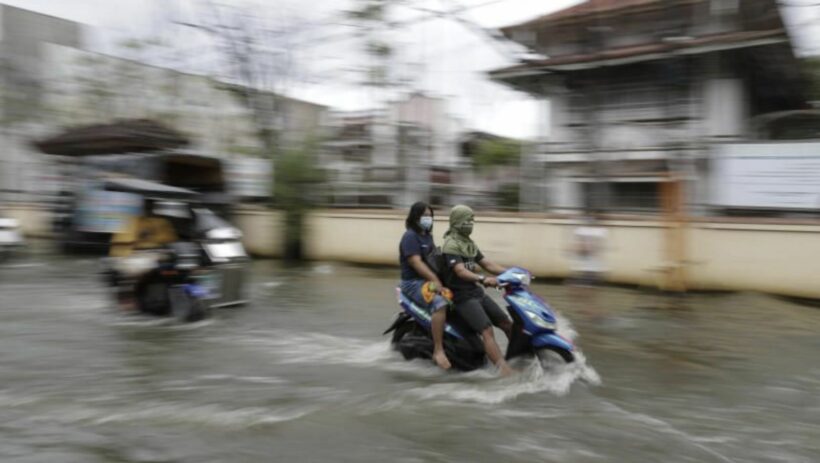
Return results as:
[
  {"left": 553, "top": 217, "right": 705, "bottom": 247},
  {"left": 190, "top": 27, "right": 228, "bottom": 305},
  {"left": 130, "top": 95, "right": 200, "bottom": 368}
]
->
[
  {"left": 442, "top": 205, "right": 514, "bottom": 376},
  {"left": 399, "top": 201, "right": 452, "bottom": 370}
]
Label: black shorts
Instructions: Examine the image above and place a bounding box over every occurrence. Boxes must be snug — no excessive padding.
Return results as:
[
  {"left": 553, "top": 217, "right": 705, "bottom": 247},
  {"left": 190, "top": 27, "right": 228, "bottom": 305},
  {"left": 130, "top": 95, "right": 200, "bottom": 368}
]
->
[{"left": 454, "top": 294, "right": 510, "bottom": 334}]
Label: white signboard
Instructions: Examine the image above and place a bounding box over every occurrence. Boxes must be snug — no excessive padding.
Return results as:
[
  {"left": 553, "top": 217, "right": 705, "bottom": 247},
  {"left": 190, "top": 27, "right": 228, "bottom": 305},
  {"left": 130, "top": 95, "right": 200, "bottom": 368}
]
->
[
  {"left": 711, "top": 143, "right": 820, "bottom": 210},
  {"left": 226, "top": 158, "right": 273, "bottom": 200},
  {"left": 76, "top": 190, "right": 143, "bottom": 233}
]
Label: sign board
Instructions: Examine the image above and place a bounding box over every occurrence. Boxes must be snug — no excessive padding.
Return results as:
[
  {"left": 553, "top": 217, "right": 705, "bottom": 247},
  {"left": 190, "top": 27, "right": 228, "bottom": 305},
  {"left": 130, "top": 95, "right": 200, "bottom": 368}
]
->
[
  {"left": 225, "top": 158, "right": 272, "bottom": 200},
  {"left": 711, "top": 143, "right": 820, "bottom": 210},
  {"left": 76, "top": 189, "right": 143, "bottom": 233}
]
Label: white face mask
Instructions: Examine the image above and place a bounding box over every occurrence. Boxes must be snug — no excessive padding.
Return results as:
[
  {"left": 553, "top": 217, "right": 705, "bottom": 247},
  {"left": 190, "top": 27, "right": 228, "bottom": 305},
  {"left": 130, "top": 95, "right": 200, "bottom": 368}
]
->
[{"left": 419, "top": 216, "right": 434, "bottom": 231}]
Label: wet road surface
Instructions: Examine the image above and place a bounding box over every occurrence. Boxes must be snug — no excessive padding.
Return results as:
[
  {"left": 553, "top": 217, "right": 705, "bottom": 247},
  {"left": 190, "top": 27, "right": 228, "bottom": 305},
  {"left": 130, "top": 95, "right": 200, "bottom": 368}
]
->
[{"left": 0, "top": 251, "right": 818, "bottom": 462}]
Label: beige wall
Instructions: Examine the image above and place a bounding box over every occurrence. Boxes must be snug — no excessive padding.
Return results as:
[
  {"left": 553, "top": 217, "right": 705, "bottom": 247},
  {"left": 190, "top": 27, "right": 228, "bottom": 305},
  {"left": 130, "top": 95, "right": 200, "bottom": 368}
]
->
[
  {"left": 10, "top": 204, "right": 820, "bottom": 299},
  {"left": 237, "top": 208, "right": 820, "bottom": 299},
  {"left": 688, "top": 223, "right": 820, "bottom": 298},
  {"left": 233, "top": 207, "right": 285, "bottom": 258},
  {"left": 3, "top": 204, "right": 53, "bottom": 238}
]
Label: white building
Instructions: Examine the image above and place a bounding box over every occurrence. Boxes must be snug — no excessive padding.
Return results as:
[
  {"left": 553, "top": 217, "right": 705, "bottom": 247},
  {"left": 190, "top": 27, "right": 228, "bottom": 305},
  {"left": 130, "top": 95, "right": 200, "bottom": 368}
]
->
[
  {"left": 0, "top": 5, "right": 83, "bottom": 202},
  {"left": 490, "top": 0, "right": 805, "bottom": 214},
  {"left": 0, "top": 5, "right": 327, "bottom": 204},
  {"left": 321, "top": 93, "right": 463, "bottom": 207},
  {"left": 41, "top": 44, "right": 327, "bottom": 159}
]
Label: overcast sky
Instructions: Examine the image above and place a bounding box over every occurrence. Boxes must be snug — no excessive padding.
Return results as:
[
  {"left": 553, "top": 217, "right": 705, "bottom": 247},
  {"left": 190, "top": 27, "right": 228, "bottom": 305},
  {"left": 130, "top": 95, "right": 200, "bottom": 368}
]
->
[{"left": 2, "top": 0, "right": 819, "bottom": 139}]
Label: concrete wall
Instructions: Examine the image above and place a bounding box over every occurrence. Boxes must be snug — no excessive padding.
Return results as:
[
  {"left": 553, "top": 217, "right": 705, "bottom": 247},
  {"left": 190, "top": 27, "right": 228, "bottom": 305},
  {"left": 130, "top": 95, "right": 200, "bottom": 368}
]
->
[
  {"left": 235, "top": 208, "right": 820, "bottom": 299},
  {"left": 10, "top": 204, "right": 820, "bottom": 299}
]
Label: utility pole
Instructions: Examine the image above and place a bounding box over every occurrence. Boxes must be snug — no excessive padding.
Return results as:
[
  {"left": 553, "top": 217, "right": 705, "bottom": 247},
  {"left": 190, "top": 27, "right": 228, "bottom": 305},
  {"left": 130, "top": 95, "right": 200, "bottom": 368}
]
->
[{"left": 659, "top": 0, "right": 690, "bottom": 292}]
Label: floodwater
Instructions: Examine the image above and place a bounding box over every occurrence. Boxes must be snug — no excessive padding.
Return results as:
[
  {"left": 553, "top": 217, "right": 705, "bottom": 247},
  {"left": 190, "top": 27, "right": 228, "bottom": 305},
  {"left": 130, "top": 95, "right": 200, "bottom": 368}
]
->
[{"left": 0, "top": 250, "right": 818, "bottom": 463}]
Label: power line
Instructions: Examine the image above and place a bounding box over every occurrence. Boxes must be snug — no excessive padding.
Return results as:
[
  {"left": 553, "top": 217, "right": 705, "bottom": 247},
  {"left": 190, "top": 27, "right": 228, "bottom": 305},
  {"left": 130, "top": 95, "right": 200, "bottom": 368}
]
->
[{"left": 269, "top": 0, "right": 514, "bottom": 51}]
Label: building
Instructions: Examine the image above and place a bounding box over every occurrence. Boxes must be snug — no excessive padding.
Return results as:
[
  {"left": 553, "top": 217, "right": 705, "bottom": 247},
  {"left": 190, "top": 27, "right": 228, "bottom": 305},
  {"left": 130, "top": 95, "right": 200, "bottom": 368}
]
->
[
  {"left": 0, "top": 5, "right": 84, "bottom": 202},
  {"left": 0, "top": 5, "right": 83, "bottom": 123},
  {"left": 320, "top": 93, "right": 463, "bottom": 207},
  {"left": 456, "top": 131, "right": 525, "bottom": 210},
  {"left": 0, "top": 5, "right": 326, "bottom": 204},
  {"left": 42, "top": 44, "right": 327, "bottom": 159},
  {"left": 490, "top": 0, "right": 805, "bottom": 214}
]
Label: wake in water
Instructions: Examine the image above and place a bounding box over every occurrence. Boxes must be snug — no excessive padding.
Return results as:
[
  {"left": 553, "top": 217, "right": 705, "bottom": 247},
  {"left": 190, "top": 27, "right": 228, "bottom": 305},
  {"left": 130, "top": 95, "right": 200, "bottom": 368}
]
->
[
  {"left": 104, "top": 313, "right": 217, "bottom": 330},
  {"left": 0, "top": 389, "right": 317, "bottom": 430},
  {"left": 218, "top": 313, "right": 600, "bottom": 404}
]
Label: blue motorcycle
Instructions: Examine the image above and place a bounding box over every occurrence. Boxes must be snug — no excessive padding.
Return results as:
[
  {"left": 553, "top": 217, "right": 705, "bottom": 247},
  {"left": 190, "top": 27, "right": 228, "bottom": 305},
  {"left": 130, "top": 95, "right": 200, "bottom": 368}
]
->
[{"left": 385, "top": 267, "right": 575, "bottom": 371}]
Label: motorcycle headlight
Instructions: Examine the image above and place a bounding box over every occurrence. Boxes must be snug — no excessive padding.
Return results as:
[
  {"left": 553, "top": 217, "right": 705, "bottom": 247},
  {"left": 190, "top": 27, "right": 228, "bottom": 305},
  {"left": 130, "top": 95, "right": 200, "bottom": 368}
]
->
[{"left": 526, "top": 311, "right": 556, "bottom": 330}]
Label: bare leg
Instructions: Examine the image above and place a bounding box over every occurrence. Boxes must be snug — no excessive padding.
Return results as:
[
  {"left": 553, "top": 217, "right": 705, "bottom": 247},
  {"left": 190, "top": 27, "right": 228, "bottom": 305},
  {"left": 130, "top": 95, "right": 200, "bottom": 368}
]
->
[
  {"left": 431, "top": 309, "right": 451, "bottom": 370},
  {"left": 481, "top": 327, "right": 514, "bottom": 376},
  {"left": 497, "top": 319, "right": 513, "bottom": 340}
]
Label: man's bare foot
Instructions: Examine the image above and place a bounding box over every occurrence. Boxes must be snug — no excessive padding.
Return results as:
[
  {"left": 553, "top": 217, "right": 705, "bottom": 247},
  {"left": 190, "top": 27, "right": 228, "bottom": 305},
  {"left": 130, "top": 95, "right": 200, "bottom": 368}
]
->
[
  {"left": 497, "top": 363, "right": 516, "bottom": 377},
  {"left": 433, "top": 350, "right": 452, "bottom": 370}
]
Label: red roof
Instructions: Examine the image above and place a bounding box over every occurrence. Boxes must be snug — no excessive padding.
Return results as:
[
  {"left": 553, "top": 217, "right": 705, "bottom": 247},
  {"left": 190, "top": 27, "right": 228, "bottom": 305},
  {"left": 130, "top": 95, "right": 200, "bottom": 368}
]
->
[
  {"left": 490, "top": 28, "right": 787, "bottom": 75},
  {"left": 502, "top": 0, "right": 702, "bottom": 33},
  {"left": 533, "top": 0, "right": 656, "bottom": 22}
]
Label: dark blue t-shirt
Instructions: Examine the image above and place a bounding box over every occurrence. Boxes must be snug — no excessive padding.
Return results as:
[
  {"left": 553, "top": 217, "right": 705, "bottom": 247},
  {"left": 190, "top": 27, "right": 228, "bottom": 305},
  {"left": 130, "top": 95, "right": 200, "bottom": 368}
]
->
[{"left": 399, "top": 229, "right": 434, "bottom": 281}]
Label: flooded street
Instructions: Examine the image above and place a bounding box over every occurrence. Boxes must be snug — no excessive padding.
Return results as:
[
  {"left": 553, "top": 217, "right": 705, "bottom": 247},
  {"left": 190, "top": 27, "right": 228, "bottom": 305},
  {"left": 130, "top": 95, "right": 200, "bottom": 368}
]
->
[{"left": 1, "top": 251, "right": 818, "bottom": 463}]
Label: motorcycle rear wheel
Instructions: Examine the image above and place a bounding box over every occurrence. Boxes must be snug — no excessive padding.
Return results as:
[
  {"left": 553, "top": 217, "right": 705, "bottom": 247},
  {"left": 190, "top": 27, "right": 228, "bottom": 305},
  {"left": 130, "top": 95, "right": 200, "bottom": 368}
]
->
[{"left": 169, "top": 288, "right": 209, "bottom": 323}]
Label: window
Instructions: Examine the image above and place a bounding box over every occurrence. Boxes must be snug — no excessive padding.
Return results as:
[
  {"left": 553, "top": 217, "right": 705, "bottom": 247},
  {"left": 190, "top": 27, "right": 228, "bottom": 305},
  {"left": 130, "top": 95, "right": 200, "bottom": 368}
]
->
[{"left": 583, "top": 181, "right": 660, "bottom": 211}]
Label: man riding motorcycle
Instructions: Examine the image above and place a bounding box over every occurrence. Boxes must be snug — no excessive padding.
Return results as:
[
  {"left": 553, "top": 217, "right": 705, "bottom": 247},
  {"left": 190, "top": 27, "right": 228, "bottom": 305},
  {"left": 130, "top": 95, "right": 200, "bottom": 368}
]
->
[
  {"left": 108, "top": 198, "right": 190, "bottom": 311},
  {"left": 441, "top": 205, "right": 515, "bottom": 376}
]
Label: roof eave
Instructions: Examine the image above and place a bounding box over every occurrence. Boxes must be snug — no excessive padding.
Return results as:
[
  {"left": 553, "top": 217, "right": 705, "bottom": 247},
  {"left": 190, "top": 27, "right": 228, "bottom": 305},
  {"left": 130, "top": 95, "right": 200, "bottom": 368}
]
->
[{"left": 489, "top": 34, "right": 789, "bottom": 80}]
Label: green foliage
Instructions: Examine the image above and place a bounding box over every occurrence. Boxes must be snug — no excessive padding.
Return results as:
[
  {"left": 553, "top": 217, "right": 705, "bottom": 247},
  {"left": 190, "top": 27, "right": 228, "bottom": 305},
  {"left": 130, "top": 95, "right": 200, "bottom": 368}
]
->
[
  {"left": 273, "top": 145, "right": 325, "bottom": 208},
  {"left": 345, "top": 1, "right": 386, "bottom": 21},
  {"left": 345, "top": 0, "right": 396, "bottom": 89},
  {"left": 366, "top": 40, "right": 392, "bottom": 57},
  {"left": 118, "top": 38, "right": 145, "bottom": 51},
  {"left": 804, "top": 57, "right": 820, "bottom": 102},
  {"left": 497, "top": 183, "right": 520, "bottom": 211},
  {"left": 271, "top": 141, "right": 326, "bottom": 259},
  {"left": 473, "top": 139, "right": 522, "bottom": 171}
]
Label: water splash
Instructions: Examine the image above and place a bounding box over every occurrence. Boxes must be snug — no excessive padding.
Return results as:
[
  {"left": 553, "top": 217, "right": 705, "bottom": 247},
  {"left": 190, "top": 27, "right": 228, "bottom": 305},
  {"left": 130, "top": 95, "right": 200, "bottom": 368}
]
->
[{"left": 402, "top": 350, "right": 600, "bottom": 405}]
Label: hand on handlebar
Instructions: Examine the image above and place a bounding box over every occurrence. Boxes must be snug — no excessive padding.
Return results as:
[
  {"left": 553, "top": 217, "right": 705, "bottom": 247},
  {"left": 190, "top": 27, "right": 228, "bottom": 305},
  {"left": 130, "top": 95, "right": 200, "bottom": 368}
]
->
[{"left": 482, "top": 276, "right": 499, "bottom": 288}]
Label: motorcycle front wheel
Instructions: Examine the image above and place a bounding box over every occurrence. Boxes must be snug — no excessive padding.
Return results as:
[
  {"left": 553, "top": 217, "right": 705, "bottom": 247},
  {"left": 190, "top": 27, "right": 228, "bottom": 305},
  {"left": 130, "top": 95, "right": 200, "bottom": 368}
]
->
[{"left": 536, "top": 346, "right": 575, "bottom": 366}]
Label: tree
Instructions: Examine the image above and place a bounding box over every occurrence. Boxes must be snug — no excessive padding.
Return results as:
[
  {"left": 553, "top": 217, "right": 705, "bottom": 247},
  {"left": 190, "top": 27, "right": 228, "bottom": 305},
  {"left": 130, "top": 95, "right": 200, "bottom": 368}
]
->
[
  {"left": 274, "top": 140, "right": 325, "bottom": 259},
  {"left": 185, "top": 1, "right": 314, "bottom": 155},
  {"left": 803, "top": 57, "right": 820, "bottom": 103},
  {"left": 473, "top": 138, "right": 521, "bottom": 172},
  {"left": 345, "top": 0, "right": 393, "bottom": 89},
  {"left": 184, "top": 1, "right": 325, "bottom": 259}
]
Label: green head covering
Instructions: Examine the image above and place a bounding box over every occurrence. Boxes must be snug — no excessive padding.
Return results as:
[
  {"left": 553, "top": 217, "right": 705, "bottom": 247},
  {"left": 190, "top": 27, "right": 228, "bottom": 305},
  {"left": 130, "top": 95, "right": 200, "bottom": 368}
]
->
[{"left": 442, "top": 205, "right": 477, "bottom": 258}]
